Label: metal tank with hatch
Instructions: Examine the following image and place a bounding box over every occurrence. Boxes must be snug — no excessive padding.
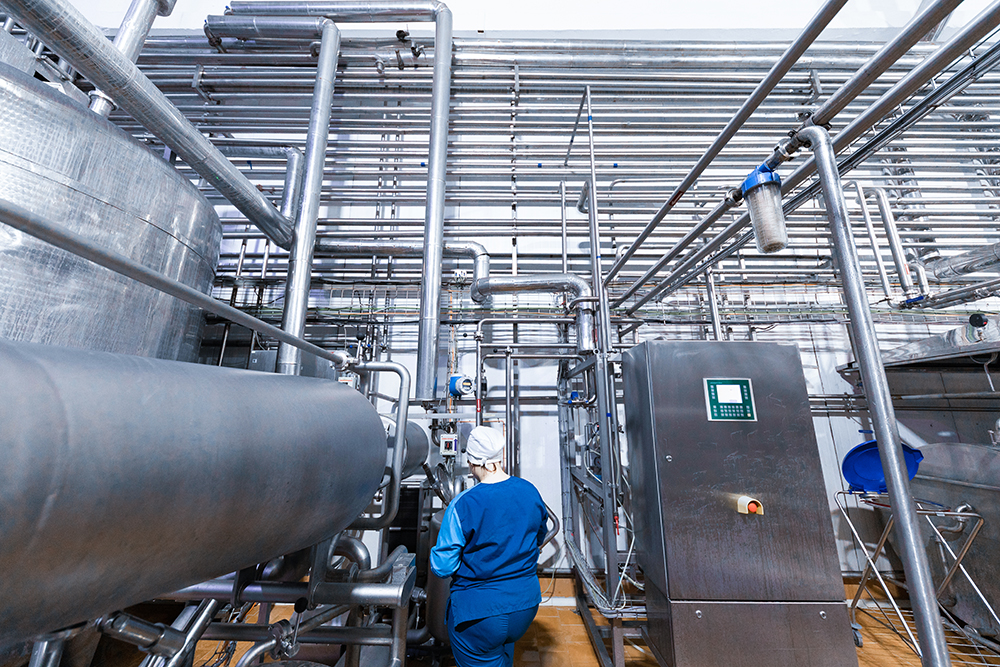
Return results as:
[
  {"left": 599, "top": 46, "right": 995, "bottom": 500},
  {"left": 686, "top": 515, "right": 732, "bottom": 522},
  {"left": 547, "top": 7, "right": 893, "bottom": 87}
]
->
[{"left": 0, "top": 60, "right": 221, "bottom": 361}]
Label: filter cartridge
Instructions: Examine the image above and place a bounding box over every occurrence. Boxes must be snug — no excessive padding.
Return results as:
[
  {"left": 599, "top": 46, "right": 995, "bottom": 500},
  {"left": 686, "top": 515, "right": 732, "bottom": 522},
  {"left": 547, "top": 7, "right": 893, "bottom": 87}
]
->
[{"left": 741, "top": 165, "right": 787, "bottom": 254}]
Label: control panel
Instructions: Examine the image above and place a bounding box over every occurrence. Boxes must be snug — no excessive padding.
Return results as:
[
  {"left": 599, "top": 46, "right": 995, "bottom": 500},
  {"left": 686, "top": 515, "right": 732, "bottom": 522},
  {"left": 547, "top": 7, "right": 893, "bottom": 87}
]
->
[{"left": 703, "top": 378, "right": 756, "bottom": 422}]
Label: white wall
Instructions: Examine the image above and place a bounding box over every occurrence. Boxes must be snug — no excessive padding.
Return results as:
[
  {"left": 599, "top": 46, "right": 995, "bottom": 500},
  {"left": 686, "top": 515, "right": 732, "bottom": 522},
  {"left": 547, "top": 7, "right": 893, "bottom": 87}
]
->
[{"left": 71, "top": 0, "right": 994, "bottom": 34}]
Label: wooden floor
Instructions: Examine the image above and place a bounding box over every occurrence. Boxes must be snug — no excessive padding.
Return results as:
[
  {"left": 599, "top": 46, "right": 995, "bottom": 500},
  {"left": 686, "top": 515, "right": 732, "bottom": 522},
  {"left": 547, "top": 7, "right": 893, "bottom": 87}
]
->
[{"left": 199, "top": 579, "right": 1000, "bottom": 667}]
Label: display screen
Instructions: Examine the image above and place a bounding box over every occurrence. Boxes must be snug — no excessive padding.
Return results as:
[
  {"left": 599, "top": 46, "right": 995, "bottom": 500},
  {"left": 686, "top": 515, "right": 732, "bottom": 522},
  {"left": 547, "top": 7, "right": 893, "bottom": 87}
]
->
[
  {"left": 716, "top": 384, "right": 743, "bottom": 404},
  {"left": 703, "top": 378, "right": 757, "bottom": 421}
]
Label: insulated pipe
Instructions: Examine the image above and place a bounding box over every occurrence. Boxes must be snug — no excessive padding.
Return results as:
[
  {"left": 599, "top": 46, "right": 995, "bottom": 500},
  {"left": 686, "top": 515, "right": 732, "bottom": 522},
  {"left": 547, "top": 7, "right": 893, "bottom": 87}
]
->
[
  {"left": 799, "top": 124, "right": 952, "bottom": 667},
  {"left": 472, "top": 274, "right": 595, "bottom": 353},
  {"left": 224, "top": 1, "right": 453, "bottom": 402},
  {"left": 416, "top": 4, "right": 453, "bottom": 402},
  {"left": 604, "top": 0, "right": 848, "bottom": 283},
  {"left": 312, "top": 239, "right": 489, "bottom": 298},
  {"left": 276, "top": 20, "right": 340, "bottom": 376},
  {"left": 0, "top": 0, "right": 294, "bottom": 249},
  {"left": 0, "top": 339, "right": 388, "bottom": 645},
  {"left": 218, "top": 145, "right": 305, "bottom": 221},
  {"left": 924, "top": 242, "right": 1000, "bottom": 281},
  {"left": 89, "top": 0, "right": 167, "bottom": 117}
]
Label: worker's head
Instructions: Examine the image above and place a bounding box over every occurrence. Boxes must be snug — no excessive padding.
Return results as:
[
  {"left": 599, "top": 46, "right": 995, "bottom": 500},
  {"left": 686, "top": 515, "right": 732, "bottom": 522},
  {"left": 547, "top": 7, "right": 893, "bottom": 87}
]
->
[{"left": 466, "top": 426, "right": 505, "bottom": 475}]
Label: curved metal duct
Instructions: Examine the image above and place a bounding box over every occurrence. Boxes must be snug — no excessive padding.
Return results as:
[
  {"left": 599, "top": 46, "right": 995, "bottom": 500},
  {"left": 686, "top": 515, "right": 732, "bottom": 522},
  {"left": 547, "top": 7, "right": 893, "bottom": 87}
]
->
[
  {"left": 0, "top": 62, "right": 220, "bottom": 361},
  {"left": 0, "top": 339, "right": 388, "bottom": 645}
]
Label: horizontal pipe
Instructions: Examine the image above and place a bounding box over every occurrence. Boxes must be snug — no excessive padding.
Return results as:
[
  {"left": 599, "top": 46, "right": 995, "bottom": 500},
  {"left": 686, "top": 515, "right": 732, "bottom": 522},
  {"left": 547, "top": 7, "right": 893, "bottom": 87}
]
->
[
  {"left": 0, "top": 339, "right": 387, "bottom": 645},
  {"left": 202, "top": 624, "right": 391, "bottom": 645},
  {"left": 605, "top": 0, "right": 848, "bottom": 282},
  {"left": 925, "top": 242, "right": 1000, "bottom": 280},
  {"left": 206, "top": 15, "right": 334, "bottom": 40},
  {"left": 806, "top": 0, "right": 963, "bottom": 127},
  {"left": 313, "top": 238, "right": 490, "bottom": 290},
  {"left": 1, "top": 0, "right": 294, "bottom": 248},
  {"left": 227, "top": 0, "right": 447, "bottom": 21},
  {"left": 473, "top": 273, "right": 595, "bottom": 352}
]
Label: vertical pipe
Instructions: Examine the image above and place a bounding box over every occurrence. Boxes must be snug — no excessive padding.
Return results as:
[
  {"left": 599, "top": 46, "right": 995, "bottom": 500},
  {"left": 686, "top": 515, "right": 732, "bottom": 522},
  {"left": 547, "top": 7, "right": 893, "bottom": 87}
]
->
[
  {"left": 584, "top": 87, "right": 620, "bottom": 604},
  {"left": 560, "top": 181, "right": 569, "bottom": 274},
  {"left": 853, "top": 182, "right": 893, "bottom": 298},
  {"left": 415, "top": 7, "right": 453, "bottom": 401},
  {"left": 89, "top": 0, "right": 160, "bottom": 117},
  {"left": 505, "top": 348, "right": 515, "bottom": 475},
  {"left": 871, "top": 188, "right": 917, "bottom": 296},
  {"left": 389, "top": 604, "right": 408, "bottom": 667},
  {"left": 799, "top": 125, "right": 951, "bottom": 667},
  {"left": 276, "top": 22, "right": 340, "bottom": 375},
  {"left": 705, "top": 268, "right": 724, "bottom": 340},
  {"left": 218, "top": 239, "right": 248, "bottom": 366}
]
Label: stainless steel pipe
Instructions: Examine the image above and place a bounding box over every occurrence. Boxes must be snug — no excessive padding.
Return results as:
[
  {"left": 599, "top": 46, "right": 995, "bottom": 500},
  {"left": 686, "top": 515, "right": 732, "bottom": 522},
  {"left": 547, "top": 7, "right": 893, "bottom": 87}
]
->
[
  {"left": 217, "top": 144, "right": 305, "bottom": 221},
  {"left": 628, "top": 1, "right": 998, "bottom": 311},
  {"left": 925, "top": 242, "right": 1000, "bottom": 281},
  {"left": 89, "top": 0, "right": 170, "bottom": 117},
  {"left": 605, "top": 0, "right": 848, "bottom": 283},
  {"left": 0, "top": 0, "right": 294, "bottom": 248},
  {"left": 313, "top": 239, "right": 490, "bottom": 296},
  {"left": 799, "top": 124, "right": 952, "bottom": 667},
  {"left": 0, "top": 338, "right": 387, "bottom": 645},
  {"left": 276, "top": 20, "right": 340, "bottom": 375},
  {"left": 350, "top": 360, "right": 411, "bottom": 529},
  {"left": 473, "top": 274, "right": 596, "bottom": 353},
  {"left": 225, "top": 1, "right": 453, "bottom": 400}
]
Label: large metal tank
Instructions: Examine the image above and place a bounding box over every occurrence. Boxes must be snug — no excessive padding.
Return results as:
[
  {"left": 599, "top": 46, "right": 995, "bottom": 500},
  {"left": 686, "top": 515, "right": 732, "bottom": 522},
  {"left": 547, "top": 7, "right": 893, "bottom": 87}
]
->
[
  {"left": 0, "top": 61, "right": 221, "bottom": 361},
  {"left": 0, "top": 339, "right": 389, "bottom": 645}
]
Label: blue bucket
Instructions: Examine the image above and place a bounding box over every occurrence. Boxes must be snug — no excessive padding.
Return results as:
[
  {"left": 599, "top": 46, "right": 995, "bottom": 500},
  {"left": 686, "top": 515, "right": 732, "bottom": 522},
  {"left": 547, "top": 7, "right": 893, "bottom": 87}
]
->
[{"left": 841, "top": 439, "right": 924, "bottom": 494}]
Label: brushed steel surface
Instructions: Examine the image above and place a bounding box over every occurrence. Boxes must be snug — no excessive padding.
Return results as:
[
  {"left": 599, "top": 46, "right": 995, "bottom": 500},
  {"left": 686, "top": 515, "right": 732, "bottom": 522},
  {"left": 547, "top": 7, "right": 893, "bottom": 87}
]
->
[
  {"left": 622, "top": 341, "right": 844, "bottom": 603},
  {"left": 886, "top": 368, "right": 999, "bottom": 445},
  {"left": 0, "top": 339, "right": 387, "bottom": 644},
  {"left": 657, "top": 600, "right": 858, "bottom": 667},
  {"left": 910, "top": 443, "right": 1000, "bottom": 636},
  {"left": 0, "top": 62, "right": 220, "bottom": 361},
  {"left": 882, "top": 319, "right": 1000, "bottom": 368}
]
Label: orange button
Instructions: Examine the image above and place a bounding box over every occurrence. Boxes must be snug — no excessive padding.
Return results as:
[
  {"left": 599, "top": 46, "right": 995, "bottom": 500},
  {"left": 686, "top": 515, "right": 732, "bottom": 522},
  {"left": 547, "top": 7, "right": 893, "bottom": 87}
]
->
[{"left": 748, "top": 502, "right": 758, "bottom": 514}]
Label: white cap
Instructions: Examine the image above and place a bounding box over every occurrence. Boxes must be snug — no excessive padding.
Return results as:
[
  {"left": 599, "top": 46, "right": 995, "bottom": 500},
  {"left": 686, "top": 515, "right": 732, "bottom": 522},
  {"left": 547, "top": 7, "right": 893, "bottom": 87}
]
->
[{"left": 465, "top": 426, "right": 505, "bottom": 466}]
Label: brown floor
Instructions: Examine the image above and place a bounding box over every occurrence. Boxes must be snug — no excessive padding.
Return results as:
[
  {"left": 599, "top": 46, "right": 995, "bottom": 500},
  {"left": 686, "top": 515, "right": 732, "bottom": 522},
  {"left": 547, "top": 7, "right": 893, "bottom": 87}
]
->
[{"left": 199, "top": 578, "right": 1000, "bottom": 667}]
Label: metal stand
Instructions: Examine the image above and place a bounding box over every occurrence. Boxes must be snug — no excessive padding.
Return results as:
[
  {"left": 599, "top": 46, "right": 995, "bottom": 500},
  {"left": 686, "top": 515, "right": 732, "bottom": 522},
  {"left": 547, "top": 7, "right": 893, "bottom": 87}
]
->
[{"left": 836, "top": 490, "right": 1000, "bottom": 662}]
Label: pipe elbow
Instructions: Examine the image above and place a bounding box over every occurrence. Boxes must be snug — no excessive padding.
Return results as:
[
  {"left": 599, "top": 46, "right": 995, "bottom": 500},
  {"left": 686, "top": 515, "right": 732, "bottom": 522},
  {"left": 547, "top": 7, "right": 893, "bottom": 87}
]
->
[
  {"left": 563, "top": 275, "right": 593, "bottom": 303},
  {"left": 470, "top": 279, "right": 489, "bottom": 304},
  {"left": 431, "top": 1, "right": 451, "bottom": 19}
]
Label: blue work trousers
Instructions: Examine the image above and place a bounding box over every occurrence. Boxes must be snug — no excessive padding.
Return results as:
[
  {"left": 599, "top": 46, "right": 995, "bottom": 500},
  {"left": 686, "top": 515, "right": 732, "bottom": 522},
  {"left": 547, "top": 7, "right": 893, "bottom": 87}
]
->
[{"left": 447, "top": 604, "right": 538, "bottom": 667}]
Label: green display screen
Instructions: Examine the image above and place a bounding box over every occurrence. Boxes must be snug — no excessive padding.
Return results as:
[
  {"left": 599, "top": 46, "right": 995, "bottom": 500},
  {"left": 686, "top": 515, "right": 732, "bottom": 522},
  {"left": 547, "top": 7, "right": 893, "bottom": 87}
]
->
[{"left": 703, "top": 378, "right": 756, "bottom": 421}]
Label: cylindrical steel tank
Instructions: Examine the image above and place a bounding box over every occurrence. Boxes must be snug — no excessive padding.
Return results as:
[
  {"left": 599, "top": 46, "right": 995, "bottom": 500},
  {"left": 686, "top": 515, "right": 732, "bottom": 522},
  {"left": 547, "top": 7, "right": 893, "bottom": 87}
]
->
[
  {"left": 0, "top": 61, "right": 221, "bottom": 361},
  {"left": 0, "top": 339, "right": 388, "bottom": 645}
]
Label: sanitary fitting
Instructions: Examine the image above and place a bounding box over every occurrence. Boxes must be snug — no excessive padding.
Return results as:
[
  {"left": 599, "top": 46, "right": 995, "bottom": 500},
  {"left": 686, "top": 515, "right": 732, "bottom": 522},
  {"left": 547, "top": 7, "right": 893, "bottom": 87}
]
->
[{"left": 330, "top": 350, "right": 356, "bottom": 371}]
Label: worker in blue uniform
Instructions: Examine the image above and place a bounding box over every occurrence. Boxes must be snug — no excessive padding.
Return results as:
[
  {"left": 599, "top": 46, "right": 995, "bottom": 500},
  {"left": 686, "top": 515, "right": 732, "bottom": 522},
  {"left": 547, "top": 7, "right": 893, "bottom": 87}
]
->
[{"left": 430, "top": 426, "right": 549, "bottom": 667}]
